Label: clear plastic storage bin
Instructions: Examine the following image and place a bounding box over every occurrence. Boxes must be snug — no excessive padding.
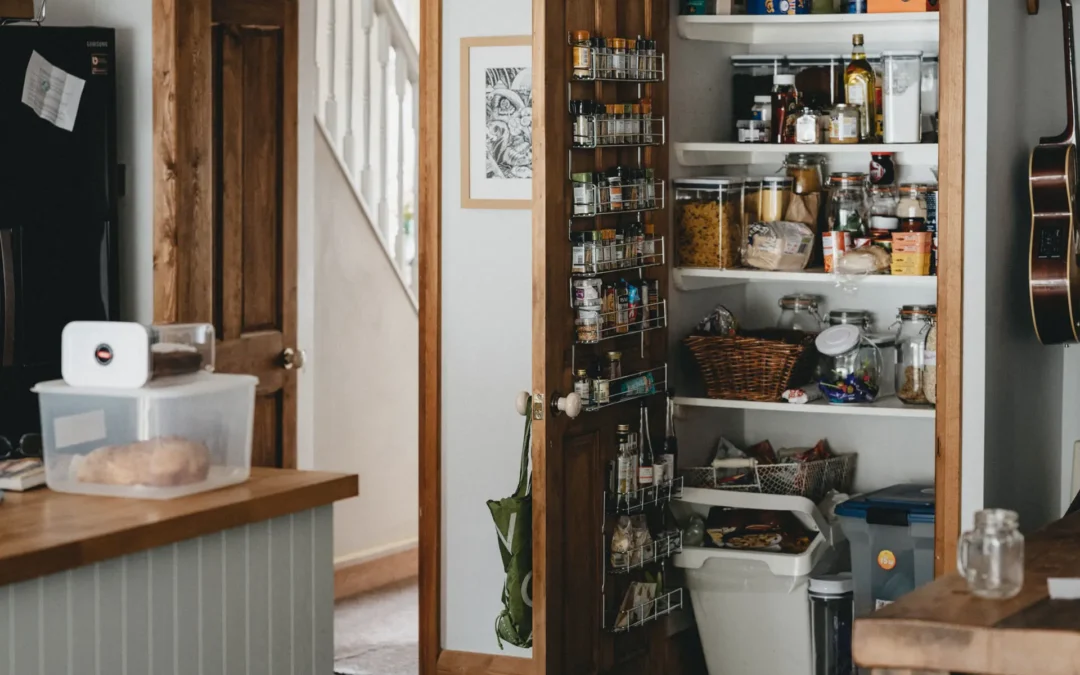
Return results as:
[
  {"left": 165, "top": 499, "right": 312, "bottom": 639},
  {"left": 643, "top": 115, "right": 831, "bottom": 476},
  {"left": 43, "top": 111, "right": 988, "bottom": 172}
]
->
[
  {"left": 33, "top": 373, "right": 257, "bottom": 499},
  {"left": 675, "top": 177, "right": 746, "bottom": 270}
]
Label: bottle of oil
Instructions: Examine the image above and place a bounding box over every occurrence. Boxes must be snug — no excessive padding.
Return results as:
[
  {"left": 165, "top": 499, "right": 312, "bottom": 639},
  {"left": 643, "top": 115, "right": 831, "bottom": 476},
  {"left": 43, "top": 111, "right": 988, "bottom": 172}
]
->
[{"left": 844, "top": 34, "right": 876, "bottom": 142}]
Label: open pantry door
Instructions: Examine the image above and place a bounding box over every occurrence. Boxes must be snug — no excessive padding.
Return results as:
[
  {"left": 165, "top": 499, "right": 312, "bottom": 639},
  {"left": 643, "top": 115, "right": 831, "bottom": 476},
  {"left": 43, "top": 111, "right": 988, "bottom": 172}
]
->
[{"left": 532, "top": 1, "right": 702, "bottom": 673}]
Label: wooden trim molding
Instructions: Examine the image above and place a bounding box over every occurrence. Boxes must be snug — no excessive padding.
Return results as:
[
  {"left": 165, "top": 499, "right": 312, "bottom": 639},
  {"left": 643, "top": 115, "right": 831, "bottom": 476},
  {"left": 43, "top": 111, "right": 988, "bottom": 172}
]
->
[
  {"left": 419, "top": 0, "right": 443, "bottom": 672},
  {"left": 935, "top": 0, "right": 965, "bottom": 577},
  {"left": 458, "top": 35, "right": 532, "bottom": 210},
  {"left": 437, "top": 651, "right": 532, "bottom": 675},
  {"left": 334, "top": 545, "right": 419, "bottom": 601}
]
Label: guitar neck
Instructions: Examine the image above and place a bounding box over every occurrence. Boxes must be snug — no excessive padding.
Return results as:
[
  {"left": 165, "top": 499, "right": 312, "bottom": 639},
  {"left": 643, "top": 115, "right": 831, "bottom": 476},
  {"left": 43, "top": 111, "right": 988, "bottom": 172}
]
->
[{"left": 1052, "top": 0, "right": 1080, "bottom": 144}]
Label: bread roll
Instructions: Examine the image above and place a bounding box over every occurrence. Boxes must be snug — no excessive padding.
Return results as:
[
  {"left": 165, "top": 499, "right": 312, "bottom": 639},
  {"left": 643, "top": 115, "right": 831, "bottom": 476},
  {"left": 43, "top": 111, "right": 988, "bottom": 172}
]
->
[{"left": 75, "top": 437, "right": 212, "bottom": 487}]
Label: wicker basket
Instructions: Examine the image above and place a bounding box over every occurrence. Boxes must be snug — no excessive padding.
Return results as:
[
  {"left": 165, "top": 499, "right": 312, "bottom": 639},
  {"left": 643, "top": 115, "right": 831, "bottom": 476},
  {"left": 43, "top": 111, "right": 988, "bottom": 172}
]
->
[
  {"left": 684, "top": 454, "right": 856, "bottom": 502},
  {"left": 684, "top": 329, "right": 819, "bottom": 402}
]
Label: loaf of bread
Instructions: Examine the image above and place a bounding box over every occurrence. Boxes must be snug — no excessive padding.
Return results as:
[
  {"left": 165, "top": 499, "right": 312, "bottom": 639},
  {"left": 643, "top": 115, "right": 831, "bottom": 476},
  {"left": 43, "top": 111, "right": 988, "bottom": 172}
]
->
[{"left": 74, "top": 437, "right": 212, "bottom": 487}]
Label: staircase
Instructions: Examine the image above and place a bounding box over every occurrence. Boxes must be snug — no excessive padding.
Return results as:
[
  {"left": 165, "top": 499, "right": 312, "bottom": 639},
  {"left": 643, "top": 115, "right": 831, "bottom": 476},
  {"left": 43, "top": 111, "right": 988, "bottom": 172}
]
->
[{"left": 316, "top": 0, "right": 420, "bottom": 302}]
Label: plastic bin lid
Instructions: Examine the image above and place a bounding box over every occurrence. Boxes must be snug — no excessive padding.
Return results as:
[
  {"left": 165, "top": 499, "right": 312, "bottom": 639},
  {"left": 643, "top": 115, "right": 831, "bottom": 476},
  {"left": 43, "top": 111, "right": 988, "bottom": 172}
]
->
[
  {"left": 33, "top": 372, "right": 258, "bottom": 399},
  {"left": 834, "top": 484, "right": 936, "bottom": 521}
]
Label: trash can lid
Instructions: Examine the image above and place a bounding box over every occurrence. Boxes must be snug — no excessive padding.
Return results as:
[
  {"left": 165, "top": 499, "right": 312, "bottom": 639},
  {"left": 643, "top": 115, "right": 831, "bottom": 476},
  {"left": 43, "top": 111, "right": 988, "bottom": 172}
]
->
[
  {"left": 809, "top": 572, "right": 854, "bottom": 595},
  {"left": 834, "top": 484, "right": 936, "bottom": 522}
]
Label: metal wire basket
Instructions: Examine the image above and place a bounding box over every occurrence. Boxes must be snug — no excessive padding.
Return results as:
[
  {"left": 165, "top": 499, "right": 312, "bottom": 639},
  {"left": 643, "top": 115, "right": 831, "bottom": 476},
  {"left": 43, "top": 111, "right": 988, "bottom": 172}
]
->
[{"left": 683, "top": 454, "right": 856, "bottom": 502}]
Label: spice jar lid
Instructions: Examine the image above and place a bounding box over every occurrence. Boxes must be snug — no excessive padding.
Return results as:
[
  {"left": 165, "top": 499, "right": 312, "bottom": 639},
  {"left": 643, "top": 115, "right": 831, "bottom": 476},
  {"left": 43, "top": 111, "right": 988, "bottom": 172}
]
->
[
  {"left": 617, "top": 424, "right": 631, "bottom": 432},
  {"left": 779, "top": 294, "right": 820, "bottom": 310},
  {"left": 573, "top": 30, "right": 591, "bottom": 41},
  {"left": 610, "top": 38, "right": 627, "bottom": 48},
  {"left": 576, "top": 368, "right": 589, "bottom": 376},
  {"left": 607, "top": 351, "right": 623, "bottom": 359},
  {"left": 816, "top": 324, "right": 862, "bottom": 357},
  {"left": 571, "top": 172, "right": 594, "bottom": 183}
]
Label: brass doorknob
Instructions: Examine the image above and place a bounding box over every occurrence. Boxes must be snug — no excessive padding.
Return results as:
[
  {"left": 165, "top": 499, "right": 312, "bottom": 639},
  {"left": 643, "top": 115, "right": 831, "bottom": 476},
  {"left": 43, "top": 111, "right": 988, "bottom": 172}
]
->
[{"left": 282, "top": 347, "right": 306, "bottom": 370}]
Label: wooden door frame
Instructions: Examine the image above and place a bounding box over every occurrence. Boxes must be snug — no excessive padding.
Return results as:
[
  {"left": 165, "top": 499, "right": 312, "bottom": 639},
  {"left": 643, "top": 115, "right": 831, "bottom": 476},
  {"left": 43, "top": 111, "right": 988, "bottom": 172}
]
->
[{"left": 424, "top": 0, "right": 967, "bottom": 673}]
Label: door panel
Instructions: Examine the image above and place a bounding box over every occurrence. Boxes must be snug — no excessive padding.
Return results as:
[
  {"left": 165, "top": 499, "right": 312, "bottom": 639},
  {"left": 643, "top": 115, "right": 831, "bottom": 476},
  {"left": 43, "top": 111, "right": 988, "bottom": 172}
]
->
[{"left": 154, "top": 0, "right": 298, "bottom": 468}]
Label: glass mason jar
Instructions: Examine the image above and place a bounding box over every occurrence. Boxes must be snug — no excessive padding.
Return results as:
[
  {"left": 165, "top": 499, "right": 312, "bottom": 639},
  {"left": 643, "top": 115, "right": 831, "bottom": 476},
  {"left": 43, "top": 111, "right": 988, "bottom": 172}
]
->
[
  {"left": 958, "top": 509, "right": 1025, "bottom": 600},
  {"left": 897, "top": 182, "right": 928, "bottom": 220},
  {"left": 785, "top": 153, "right": 827, "bottom": 195},
  {"left": 828, "top": 172, "right": 870, "bottom": 235},
  {"left": 869, "top": 185, "right": 900, "bottom": 232},
  {"left": 815, "top": 324, "right": 883, "bottom": 404},
  {"left": 894, "top": 305, "right": 936, "bottom": 406},
  {"left": 777, "top": 294, "right": 824, "bottom": 332},
  {"left": 882, "top": 51, "right": 923, "bottom": 144}
]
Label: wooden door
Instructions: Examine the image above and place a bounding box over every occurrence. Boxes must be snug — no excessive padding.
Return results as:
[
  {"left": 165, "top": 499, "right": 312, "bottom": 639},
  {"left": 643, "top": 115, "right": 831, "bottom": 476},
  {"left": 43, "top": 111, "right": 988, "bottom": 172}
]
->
[
  {"left": 532, "top": 0, "right": 700, "bottom": 673},
  {"left": 153, "top": 0, "right": 299, "bottom": 469}
]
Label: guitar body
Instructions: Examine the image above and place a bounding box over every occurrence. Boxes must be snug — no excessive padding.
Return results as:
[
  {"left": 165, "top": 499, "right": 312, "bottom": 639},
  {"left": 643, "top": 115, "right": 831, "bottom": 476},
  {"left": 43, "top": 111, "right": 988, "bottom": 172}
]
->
[
  {"left": 1030, "top": 0, "right": 1080, "bottom": 344},
  {"left": 1030, "top": 143, "right": 1080, "bottom": 344}
]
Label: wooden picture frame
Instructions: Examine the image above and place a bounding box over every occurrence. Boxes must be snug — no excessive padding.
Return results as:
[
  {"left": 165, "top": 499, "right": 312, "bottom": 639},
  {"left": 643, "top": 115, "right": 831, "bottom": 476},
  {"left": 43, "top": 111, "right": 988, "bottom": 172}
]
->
[{"left": 459, "top": 35, "right": 533, "bottom": 210}]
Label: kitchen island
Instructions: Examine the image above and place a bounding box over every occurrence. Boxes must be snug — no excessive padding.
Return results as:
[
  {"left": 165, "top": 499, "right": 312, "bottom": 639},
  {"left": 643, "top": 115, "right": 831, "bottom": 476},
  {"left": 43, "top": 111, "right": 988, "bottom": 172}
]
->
[{"left": 0, "top": 467, "right": 358, "bottom": 675}]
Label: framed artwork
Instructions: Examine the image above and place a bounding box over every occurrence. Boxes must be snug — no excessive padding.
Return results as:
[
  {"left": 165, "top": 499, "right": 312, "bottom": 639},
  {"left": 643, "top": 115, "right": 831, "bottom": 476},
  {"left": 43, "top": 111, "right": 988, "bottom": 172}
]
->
[{"left": 460, "top": 36, "right": 533, "bottom": 210}]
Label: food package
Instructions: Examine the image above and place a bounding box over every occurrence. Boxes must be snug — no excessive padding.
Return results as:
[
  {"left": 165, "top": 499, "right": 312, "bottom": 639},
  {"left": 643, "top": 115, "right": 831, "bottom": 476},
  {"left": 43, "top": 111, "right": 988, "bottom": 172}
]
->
[
  {"left": 742, "top": 221, "right": 814, "bottom": 271},
  {"left": 704, "top": 507, "right": 815, "bottom": 553},
  {"left": 630, "top": 514, "right": 654, "bottom": 566},
  {"left": 615, "top": 581, "right": 658, "bottom": 629},
  {"left": 823, "top": 231, "right": 852, "bottom": 273},
  {"left": 610, "top": 516, "right": 633, "bottom": 568},
  {"left": 782, "top": 387, "right": 824, "bottom": 404},
  {"left": 892, "top": 231, "right": 933, "bottom": 253},
  {"left": 785, "top": 192, "right": 821, "bottom": 232},
  {"left": 837, "top": 246, "right": 891, "bottom": 275},
  {"left": 892, "top": 252, "right": 932, "bottom": 276}
]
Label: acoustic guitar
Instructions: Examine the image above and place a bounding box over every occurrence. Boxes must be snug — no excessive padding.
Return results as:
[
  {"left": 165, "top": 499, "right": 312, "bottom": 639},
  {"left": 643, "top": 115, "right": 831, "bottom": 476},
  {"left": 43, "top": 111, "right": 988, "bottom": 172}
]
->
[{"left": 1030, "top": 0, "right": 1080, "bottom": 344}]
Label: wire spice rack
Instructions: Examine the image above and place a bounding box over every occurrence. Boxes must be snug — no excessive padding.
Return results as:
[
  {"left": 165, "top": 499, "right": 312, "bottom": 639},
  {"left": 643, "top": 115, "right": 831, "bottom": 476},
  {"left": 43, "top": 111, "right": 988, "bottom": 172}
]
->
[
  {"left": 575, "top": 300, "right": 667, "bottom": 345},
  {"left": 572, "top": 180, "right": 666, "bottom": 219},
  {"left": 609, "top": 530, "right": 683, "bottom": 575},
  {"left": 605, "top": 476, "right": 684, "bottom": 515},
  {"left": 573, "top": 115, "right": 666, "bottom": 149},
  {"left": 585, "top": 365, "right": 667, "bottom": 414},
  {"left": 606, "top": 588, "right": 684, "bottom": 633},
  {"left": 571, "top": 236, "right": 666, "bottom": 278},
  {"left": 567, "top": 34, "right": 666, "bottom": 83}
]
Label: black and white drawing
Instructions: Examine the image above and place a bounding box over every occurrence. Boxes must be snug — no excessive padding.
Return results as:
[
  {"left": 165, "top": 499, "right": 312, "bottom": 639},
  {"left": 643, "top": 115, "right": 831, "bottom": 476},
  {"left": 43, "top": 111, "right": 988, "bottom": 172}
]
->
[{"left": 484, "top": 67, "right": 533, "bottom": 181}]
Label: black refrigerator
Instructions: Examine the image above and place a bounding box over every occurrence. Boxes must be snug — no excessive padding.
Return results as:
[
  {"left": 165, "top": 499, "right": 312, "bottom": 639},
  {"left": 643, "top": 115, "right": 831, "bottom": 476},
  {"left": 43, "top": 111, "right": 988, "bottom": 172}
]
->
[{"left": 0, "top": 26, "right": 120, "bottom": 452}]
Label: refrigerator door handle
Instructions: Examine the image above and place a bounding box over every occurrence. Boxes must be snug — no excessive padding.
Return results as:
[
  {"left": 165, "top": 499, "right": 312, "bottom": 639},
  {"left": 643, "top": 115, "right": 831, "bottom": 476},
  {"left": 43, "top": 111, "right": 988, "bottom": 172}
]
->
[{"left": 0, "top": 229, "right": 14, "bottom": 367}]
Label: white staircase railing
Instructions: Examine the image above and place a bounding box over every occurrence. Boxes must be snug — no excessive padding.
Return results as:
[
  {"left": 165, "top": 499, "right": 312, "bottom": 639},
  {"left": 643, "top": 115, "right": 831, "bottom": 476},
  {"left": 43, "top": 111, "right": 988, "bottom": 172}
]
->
[{"left": 317, "top": 0, "right": 420, "bottom": 301}]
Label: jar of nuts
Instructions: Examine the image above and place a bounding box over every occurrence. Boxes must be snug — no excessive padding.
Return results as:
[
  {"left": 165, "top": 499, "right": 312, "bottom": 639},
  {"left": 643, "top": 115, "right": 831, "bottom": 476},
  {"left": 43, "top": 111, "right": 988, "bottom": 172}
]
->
[
  {"left": 674, "top": 177, "right": 746, "bottom": 269},
  {"left": 894, "top": 304, "right": 936, "bottom": 406}
]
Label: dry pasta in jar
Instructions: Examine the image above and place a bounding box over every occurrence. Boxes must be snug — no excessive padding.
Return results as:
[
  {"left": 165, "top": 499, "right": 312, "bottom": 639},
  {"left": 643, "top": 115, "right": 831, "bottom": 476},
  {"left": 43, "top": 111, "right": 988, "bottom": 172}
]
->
[{"left": 675, "top": 177, "right": 745, "bottom": 269}]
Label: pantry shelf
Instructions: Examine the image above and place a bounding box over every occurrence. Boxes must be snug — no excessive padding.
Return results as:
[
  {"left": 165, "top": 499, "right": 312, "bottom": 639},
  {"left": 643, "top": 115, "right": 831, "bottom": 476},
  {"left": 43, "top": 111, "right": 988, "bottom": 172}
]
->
[
  {"left": 675, "top": 12, "right": 939, "bottom": 49},
  {"left": 674, "top": 395, "right": 935, "bottom": 419},
  {"left": 675, "top": 142, "right": 939, "bottom": 168},
  {"left": 673, "top": 267, "right": 938, "bottom": 291}
]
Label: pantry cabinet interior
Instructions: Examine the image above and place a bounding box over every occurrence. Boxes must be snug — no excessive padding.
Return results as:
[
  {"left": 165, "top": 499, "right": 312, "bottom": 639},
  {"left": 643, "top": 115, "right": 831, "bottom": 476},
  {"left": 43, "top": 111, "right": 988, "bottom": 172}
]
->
[{"left": 529, "top": 2, "right": 964, "bottom": 674}]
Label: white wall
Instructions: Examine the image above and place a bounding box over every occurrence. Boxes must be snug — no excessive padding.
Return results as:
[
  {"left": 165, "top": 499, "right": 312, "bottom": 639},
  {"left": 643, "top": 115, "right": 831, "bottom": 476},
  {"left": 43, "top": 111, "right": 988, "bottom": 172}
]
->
[
  {"left": 440, "top": 0, "right": 532, "bottom": 657},
  {"left": 313, "top": 131, "right": 419, "bottom": 561},
  {"left": 46, "top": 0, "right": 153, "bottom": 325}
]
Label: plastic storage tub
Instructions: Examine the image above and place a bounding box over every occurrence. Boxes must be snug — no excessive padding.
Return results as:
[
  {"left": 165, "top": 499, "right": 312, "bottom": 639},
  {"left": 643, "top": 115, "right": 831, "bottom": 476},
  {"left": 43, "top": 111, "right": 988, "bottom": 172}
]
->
[
  {"left": 674, "top": 177, "right": 746, "bottom": 270},
  {"left": 33, "top": 373, "right": 257, "bottom": 499},
  {"left": 673, "top": 489, "right": 837, "bottom": 675},
  {"left": 835, "top": 484, "right": 935, "bottom": 617}
]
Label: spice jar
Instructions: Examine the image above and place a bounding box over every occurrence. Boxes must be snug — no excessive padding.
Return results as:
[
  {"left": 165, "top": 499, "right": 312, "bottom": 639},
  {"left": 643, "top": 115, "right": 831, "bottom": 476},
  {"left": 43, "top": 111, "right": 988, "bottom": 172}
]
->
[
  {"left": 894, "top": 304, "right": 936, "bottom": 406},
  {"left": 828, "top": 172, "right": 870, "bottom": 235},
  {"left": 573, "top": 277, "right": 602, "bottom": 310},
  {"left": 627, "top": 38, "right": 639, "bottom": 80},
  {"left": 869, "top": 185, "right": 899, "bottom": 232},
  {"left": 571, "top": 100, "right": 595, "bottom": 147},
  {"left": 640, "top": 98, "right": 654, "bottom": 144},
  {"left": 607, "top": 167, "right": 624, "bottom": 212},
  {"left": 777, "top": 294, "right": 824, "bottom": 332},
  {"left": 595, "top": 36, "right": 612, "bottom": 79},
  {"left": 759, "top": 176, "right": 794, "bottom": 221},
  {"left": 675, "top": 177, "right": 746, "bottom": 269},
  {"left": 785, "top": 153, "right": 827, "bottom": 194},
  {"left": 829, "top": 104, "right": 860, "bottom": 144},
  {"left": 610, "top": 38, "right": 628, "bottom": 79},
  {"left": 576, "top": 310, "right": 600, "bottom": 343},
  {"left": 572, "top": 172, "right": 597, "bottom": 216},
  {"left": 795, "top": 107, "right": 823, "bottom": 144},
  {"left": 607, "top": 351, "right": 623, "bottom": 379},
  {"left": 815, "top": 324, "right": 883, "bottom": 404},
  {"left": 574, "top": 368, "right": 592, "bottom": 404},
  {"left": 572, "top": 31, "right": 593, "bottom": 80},
  {"left": 596, "top": 173, "right": 610, "bottom": 214},
  {"left": 897, "top": 183, "right": 927, "bottom": 220}
]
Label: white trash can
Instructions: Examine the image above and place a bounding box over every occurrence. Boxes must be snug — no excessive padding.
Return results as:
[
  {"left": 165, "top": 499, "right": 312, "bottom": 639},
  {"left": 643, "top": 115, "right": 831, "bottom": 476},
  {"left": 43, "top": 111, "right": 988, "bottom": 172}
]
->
[{"left": 674, "top": 489, "right": 837, "bottom": 675}]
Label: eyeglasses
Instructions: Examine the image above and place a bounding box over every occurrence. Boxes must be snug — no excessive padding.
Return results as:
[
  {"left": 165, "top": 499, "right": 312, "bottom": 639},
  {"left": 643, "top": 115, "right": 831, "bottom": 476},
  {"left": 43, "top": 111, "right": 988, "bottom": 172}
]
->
[{"left": 0, "top": 434, "right": 43, "bottom": 461}]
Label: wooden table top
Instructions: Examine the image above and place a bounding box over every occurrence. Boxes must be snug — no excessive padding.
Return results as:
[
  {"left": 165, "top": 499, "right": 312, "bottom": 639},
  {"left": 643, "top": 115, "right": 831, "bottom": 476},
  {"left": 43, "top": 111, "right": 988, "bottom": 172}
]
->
[
  {"left": 854, "top": 511, "right": 1080, "bottom": 675},
  {"left": 0, "top": 468, "right": 358, "bottom": 587}
]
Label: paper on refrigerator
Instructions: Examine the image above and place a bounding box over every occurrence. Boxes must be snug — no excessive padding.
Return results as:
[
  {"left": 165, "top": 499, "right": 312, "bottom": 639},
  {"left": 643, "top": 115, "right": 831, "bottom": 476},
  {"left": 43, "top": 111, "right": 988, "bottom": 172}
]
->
[{"left": 21, "top": 50, "right": 86, "bottom": 132}]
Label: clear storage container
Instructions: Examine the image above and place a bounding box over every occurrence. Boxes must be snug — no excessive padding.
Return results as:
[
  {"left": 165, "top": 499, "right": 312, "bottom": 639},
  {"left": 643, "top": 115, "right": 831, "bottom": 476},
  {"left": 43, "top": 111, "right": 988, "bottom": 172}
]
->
[
  {"left": 894, "top": 304, "right": 936, "bottom": 406},
  {"left": 810, "top": 573, "right": 855, "bottom": 675},
  {"left": 778, "top": 294, "right": 824, "bottom": 332},
  {"left": 33, "top": 373, "right": 257, "bottom": 499},
  {"left": 815, "top": 324, "right": 882, "bottom": 404},
  {"left": 675, "top": 177, "right": 746, "bottom": 269}
]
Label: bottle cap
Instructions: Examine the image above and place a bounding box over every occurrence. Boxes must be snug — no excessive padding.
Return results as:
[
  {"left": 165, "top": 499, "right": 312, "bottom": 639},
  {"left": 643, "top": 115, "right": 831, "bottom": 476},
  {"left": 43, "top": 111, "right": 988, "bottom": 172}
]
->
[
  {"left": 574, "top": 30, "right": 591, "bottom": 41},
  {"left": 754, "top": 95, "right": 772, "bottom": 103}
]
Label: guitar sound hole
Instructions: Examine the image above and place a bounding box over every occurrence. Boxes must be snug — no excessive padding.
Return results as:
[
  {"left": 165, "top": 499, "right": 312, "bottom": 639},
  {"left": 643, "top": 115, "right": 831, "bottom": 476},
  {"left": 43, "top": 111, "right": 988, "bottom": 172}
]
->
[{"left": 1038, "top": 227, "right": 1067, "bottom": 259}]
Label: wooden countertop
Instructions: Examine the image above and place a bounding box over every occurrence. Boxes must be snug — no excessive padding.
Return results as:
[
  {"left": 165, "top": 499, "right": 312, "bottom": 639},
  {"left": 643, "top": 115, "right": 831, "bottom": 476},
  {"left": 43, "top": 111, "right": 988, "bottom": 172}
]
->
[
  {"left": 854, "top": 511, "right": 1080, "bottom": 675},
  {"left": 0, "top": 468, "right": 358, "bottom": 587}
]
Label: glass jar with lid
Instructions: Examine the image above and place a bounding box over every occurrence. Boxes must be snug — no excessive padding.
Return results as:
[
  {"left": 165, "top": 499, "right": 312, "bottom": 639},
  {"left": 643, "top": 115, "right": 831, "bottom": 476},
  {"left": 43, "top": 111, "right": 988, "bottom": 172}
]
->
[
  {"left": 869, "top": 185, "right": 900, "bottom": 232},
  {"left": 828, "top": 172, "right": 870, "bottom": 235},
  {"left": 815, "top": 324, "right": 883, "bottom": 404},
  {"left": 785, "top": 153, "right": 828, "bottom": 195},
  {"left": 795, "top": 107, "right": 824, "bottom": 144},
  {"left": 759, "top": 176, "right": 793, "bottom": 222},
  {"left": 777, "top": 294, "right": 824, "bottom": 332},
  {"left": 828, "top": 309, "right": 873, "bottom": 330},
  {"left": 829, "top": 104, "right": 860, "bottom": 144},
  {"left": 897, "top": 183, "right": 927, "bottom": 220},
  {"left": 894, "top": 304, "right": 936, "bottom": 406},
  {"left": 674, "top": 177, "right": 746, "bottom": 269}
]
